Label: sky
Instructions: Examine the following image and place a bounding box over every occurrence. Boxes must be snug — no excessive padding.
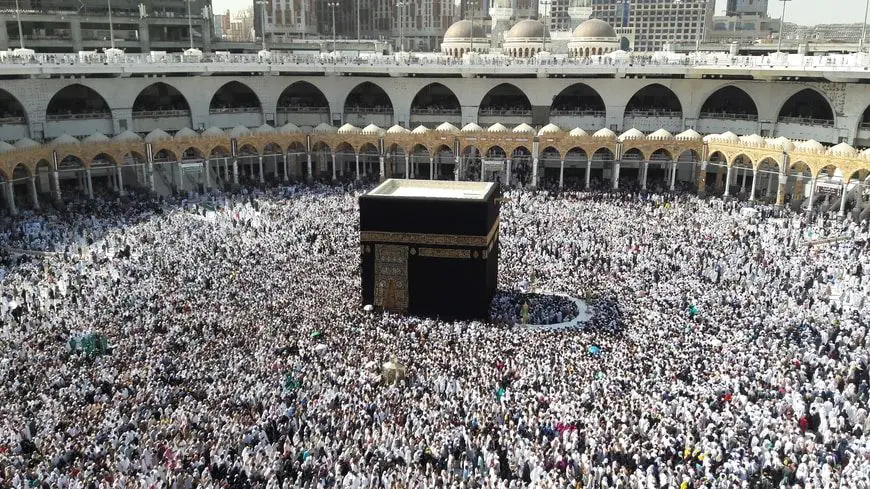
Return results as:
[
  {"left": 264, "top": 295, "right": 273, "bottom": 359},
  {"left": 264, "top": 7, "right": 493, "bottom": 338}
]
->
[{"left": 210, "top": 0, "right": 868, "bottom": 26}]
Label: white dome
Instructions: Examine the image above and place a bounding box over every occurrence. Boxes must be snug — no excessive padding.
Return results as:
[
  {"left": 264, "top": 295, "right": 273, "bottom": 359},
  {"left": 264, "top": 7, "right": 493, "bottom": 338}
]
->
[
  {"left": 411, "top": 125, "right": 431, "bottom": 134},
  {"left": 738, "top": 134, "right": 764, "bottom": 145},
  {"left": 51, "top": 134, "right": 80, "bottom": 145},
  {"left": 175, "top": 127, "right": 198, "bottom": 138},
  {"left": 229, "top": 125, "right": 251, "bottom": 137},
  {"left": 618, "top": 128, "right": 645, "bottom": 141},
  {"left": 443, "top": 19, "right": 486, "bottom": 40},
  {"left": 488, "top": 123, "right": 508, "bottom": 133},
  {"left": 569, "top": 127, "right": 589, "bottom": 137},
  {"left": 253, "top": 124, "right": 275, "bottom": 134},
  {"left": 647, "top": 128, "right": 674, "bottom": 140},
  {"left": 718, "top": 131, "right": 739, "bottom": 142},
  {"left": 112, "top": 130, "right": 142, "bottom": 142},
  {"left": 337, "top": 123, "right": 361, "bottom": 134},
  {"left": 512, "top": 123, "right": 535, "bottom": 134},
  {"left": 702, "top": 133, "right": 719, "bottom": 142},
  {"left": 593, "top": 127, "right": 616, "bottom": 138},
  {"left": 0, "top": 141, "right": 14, "bottom": 153},
  {"left": 145, "top": 129, "right": 172, "bottom": 142},
  {"left": 797, "top": 139, "right": 824, "bottom": 151},
  {"left": 362, "top": 123, "right": 385, "bottom": 135},
  {"left": 860, "top": 148, "right": 870, "bottom": 159},
  {"left": 827, "top": 142, "right": 857, "bottom": 156},
  {"left": 203, "top": 126, "right": 225, "bottom": 136},
  {"left": 461, "top": 123, "right": 483, "bottom": 132},
  {"left": 83, "top": 132, "right": 110, "bottom": 143},
  {"left": 572, "top": 18, "right": 617, "bottom": 39},
  {"left": 675, "top": 129, "right": 702, "bottom": 140},
  {"left": 387, "top": 125, "right": 410, "bottom": 134},
  {"left": 278, "top": 123, "right": 299, "bottom": 134},
  {"left": 538, "top": 123, "right": 561, "bottom": 135},
  {"left": 14, "top": 138, "right": 40, "bottom": 149},
  {"left": 435, "top": 122, "right": 459, "bottom": 133},
  {"left": 313, "top": 123, "right": 337, "bottom": 133},
  {"left": 507, "top": 19, "right": 548, "bottom": 39}
]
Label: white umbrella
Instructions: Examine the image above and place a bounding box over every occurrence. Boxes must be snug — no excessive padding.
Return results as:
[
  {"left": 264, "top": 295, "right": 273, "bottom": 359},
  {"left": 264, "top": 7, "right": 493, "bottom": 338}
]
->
[{"left": 363, "top": 304, "right": 374, "bottom": 312}]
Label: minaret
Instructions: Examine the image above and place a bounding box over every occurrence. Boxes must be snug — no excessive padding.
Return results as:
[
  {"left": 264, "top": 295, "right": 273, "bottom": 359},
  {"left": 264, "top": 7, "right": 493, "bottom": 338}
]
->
[
  {"left": 567, "top": 0, "right": 593, "bottom": 30},
  {"left": 489, "top": 0, "right": 514, "bottom": 48}
]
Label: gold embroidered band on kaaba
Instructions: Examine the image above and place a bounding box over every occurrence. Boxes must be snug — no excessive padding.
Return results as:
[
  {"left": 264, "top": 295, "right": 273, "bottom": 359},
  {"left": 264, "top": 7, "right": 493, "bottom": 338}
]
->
[{"left": 360, "top": 218, "right": 499, "bottom": 248}]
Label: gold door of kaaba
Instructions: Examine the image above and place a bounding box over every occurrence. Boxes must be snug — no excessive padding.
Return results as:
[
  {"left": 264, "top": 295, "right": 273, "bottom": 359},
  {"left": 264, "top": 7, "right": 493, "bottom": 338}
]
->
[{"left": 374, "top": 244, "right": 409, "bottom": 312}]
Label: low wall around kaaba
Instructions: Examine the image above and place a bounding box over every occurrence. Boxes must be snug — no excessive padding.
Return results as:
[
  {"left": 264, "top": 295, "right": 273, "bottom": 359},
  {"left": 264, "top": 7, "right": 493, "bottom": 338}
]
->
[{"left": 359, "top": 179, "right": 499, "bottom": 320}]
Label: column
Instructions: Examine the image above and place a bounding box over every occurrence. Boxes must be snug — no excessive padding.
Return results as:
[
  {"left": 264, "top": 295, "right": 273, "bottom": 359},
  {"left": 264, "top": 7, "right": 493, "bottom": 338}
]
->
[
  {"left": 4, "top": 181, "right": 16, "bottom": 216},
  {"left": 839, "top": 181, "right": 848, "bottom": 216},
  {"left": 118, "top": 166, "right": 126, "bottom": 195},
  {"left": 29, "top": 177, "right": 40, "bottom": 210},
  {"left": 355, "top": 154, "right": 361, "bottom": 181},
  {"left": 669, "top": 161, "right": 677, "bottom": 191},
  {"left": 148, "top": 162, "right": 155, "bottom": 192},
  {"left": 232, "top": 159, "right": 239, "bottom": 185},
  {"left": 85, "top": 168, "right": 94, "bottom": 199},
  {"left": 306, "top": 153, "right": 313, "bottom": 181},
  {"left": 505, "top": 159, "right": 511, "bottom": 186},
  {"left": 806, "top": 177, "right": 815, "bottom": 213},
  {"left": 585, "top": 159, "right": 591, "bottom": 189},
  {"left": 749, "top": 170, "right": 758, "bottom": 201},
  {"left": 766, "top": 172, "right": 776, "bottom": 199},
  {"left": 332, "top": 154, "right": 337, "bottom": 181},
  {"left": 531, "top": 156, "right": 539, "bottom": 189},
  {"left": 559, "top": 159, "right": 565, "bottom": 189},
  {"left": 283, "top": 153, "right": 289, "bottom": 181},
  {"left": 775, "top": 174, "right": 787, "bottom": 207},
  {"left": 410, "top": 156, "right": 415, "bottom": 179},
  {"left": 612, "top": 162, "right": 620, "bottom": 190},
  {"left": 480, "top": 160, "right": 485, "bottom": 182},
  {"left": 379, "top": 155, "right": 386, "bottom": 182},
  {"left": 740, "top": 167, "right": 748, "bottom": 192},
  {"left": 454, "top": 155, "right": 462, "bottom": 181},
  {"left": 723, "top": 165, "right": 733, "bottom": 197},
  {"left": 70, "top": 19, "right": 83, "bottom": 52},
  {"left": 697, "top": 161, "right": 707, "bottom": 196},
  {"left": 203, "top": 159, "right": 210, "bottom": 190},
  {"left": 429, "top": 157, "right": 435, "bottom": 180},
  {"left": 641, "top": 162, "right": 648, "bottom": 190},
  {"left": 258, "top": 155, "right": 265, "bottom": 183},
  {"left": 51, "top": 168, "right": 62, "bottom": 202}
]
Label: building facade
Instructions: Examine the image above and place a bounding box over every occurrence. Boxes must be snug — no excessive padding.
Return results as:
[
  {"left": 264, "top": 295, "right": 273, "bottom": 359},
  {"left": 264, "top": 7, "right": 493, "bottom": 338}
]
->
[{"left": 589, "top": 0, "right": 712, "bottom": 52}]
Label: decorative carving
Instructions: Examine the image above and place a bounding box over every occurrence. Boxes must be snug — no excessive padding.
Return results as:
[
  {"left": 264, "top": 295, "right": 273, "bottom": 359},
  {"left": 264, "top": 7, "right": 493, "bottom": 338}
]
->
[
  {"left": 361, "top": 219, "right": 499, "bottom": 248},
  {"left": 418, "top": 247, "right": 472, "bottom": 259},
  {"left": 374, "top": 244, "right": 409, "bottom": 312}
]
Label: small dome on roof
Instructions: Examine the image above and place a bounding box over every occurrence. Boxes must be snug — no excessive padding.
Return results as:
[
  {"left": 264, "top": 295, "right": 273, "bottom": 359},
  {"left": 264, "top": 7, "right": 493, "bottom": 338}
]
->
[
  {"left": 538, "top": 123, "right": 561, "bottom": 135},
  {"left": 573, "top": 18, "right": 617, "bottom": 39},
  {"left": 461, "top": 122, "right": 483, "bottom": 132},
  {"left": 766, "top": 136, "right": 795, "bottom": 152},
  {"left": 593, "top": 127, "right": 616, "bottom": 138},
  {"left": 175, "top": 127, "right": 198, "bottom": 138},
  {"left": 254, "top": 124, "right": 275, "bottom": 134},
  {"left": 337, "top": 123, "right": 360, "bottom": 134},
  {"left": 203, "top": 126, "right": 225, "bottom": 136},
  {"left": 411, "top": 125, "right": 430, "bottom": 134},
  {"left": 827, "top": 142, "right": 856, "bottom": 156},
  {"left": 507, "top": 19, "right": 549, "bottom": 39},
  {"left": 512, "top": 123, "right": 535, "bottom": 134},
  {"left": 739, "top": 134, "right": 764, "bottom": 145},
  {"left": 51, "top": 134, "right": 80, "bottom": 145},
  {"left": 443, "top": 19, "right": 486, "bottom": 40},
  {"left": 387, "top": 124, "right": 410, "bottom": 134},
  {"left": 313, "top": 123, "right": 337, "bottom": 133},
  {"left": 618, "top": 128, "right": 645, "bottom": 141},
  {"left": 229, "top": 125, "right": 251, "bottom": 137},
  {"left": 362, "top": 123, "right": 384, "bottom": 135},
  {"left": 718, "top": 131, "right": 739, "bottom": 142},
  {"left": 860, "top": 148, "right": 870, "bottom": 159},
  {"left": 702, "top": 133, "right": 719, "bottom": 142},
  {"left": 435, "top": 122, "right": 459, "bottom": 133},
  {"left": 488, "top": 123, "right": 508, "bottom": 133},
  {"left": 14, "top": 138, "right": 40, "bottom": 149},
  {"left": 797, "top": 139, "right": 824, "bottom": 151},
  {"left": 675, "top": 129, "right": 702, "bottom": 140},
  {"left": 569, "top": 127, "right": 589, "bottom": 137},
  {"left": 144, "top": 128, "right": 172, "bottom": 142},
  {"left": 648, "top": 128, "right": 674, "bottom": 140},
  {"left": 277, "top": 123, "right": 299, "bottom": 134},
  {"left": 113, "top": 130, "right": 142, "bottom": 142},
  {"left": 0, "top": 141, "right": 14, "bottom": 153},
  {"left": 83, "top": 132, "right": 110, "bottom": 143}
]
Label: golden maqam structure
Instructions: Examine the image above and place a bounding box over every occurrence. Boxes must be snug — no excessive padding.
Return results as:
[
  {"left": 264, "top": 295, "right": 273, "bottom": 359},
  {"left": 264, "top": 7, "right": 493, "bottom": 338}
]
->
[{"left": 1, "top": 123, "right": 868, "bottom": 215}]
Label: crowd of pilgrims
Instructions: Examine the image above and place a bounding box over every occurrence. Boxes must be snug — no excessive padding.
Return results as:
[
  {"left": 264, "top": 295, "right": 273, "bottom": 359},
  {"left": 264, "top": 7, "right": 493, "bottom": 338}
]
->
[{"left": 0, "top": 178, "right": 869, "bottom": 489}]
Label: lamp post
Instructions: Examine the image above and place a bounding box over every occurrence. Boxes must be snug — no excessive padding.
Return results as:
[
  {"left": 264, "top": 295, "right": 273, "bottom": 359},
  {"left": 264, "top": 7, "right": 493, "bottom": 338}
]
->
[
  {"left": 468, "top": 0, "right": 476, "bottom": 54},
  {"left": 256, "top": 0, "right": 267, "bottom": 51},
  {"left": 328, "top": 1, "right": 340, "bottom": 53},
  {"left": 106, "top": 0, "right": 115, "bottom": 49},
  {"left": 540, "top": 0, "right": 550, "bottom": 53},
  {"left": 861, "top": 0, "right": 870, "bottom": 52},
  {"left": 357, "top": 0, "right": 361, "bottom": 44},
  {"left": 776, "top": 0, "right": 792, "bottom": 53},
  {"left": 396, "top": 1, "right": 407, "bottom": 52},
  {"left": 186, "top": 0, "right": 194, "bottom": 50},
  {"left": 14, "top": 0, "right": 25, "bottom": 50}
]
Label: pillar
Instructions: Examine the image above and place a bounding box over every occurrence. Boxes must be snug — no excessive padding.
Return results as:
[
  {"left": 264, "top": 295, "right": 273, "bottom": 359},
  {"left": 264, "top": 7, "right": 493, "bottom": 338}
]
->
[
  {"left": 793, "top": 178, "right": 805, "bottom": 202},
  {"left": 723, "top": 165, "right": 733, "bottom": 197},
  {"left": 332, "top": 153, "right": 337, "bottom": 181},
  {"left": 85, "top": 168, "right": 93, "bottom": 199},
  {"left": 51, "top": 169, "right": 62, "bottom": 202},
  {"left": 430, "top": 157, "right": 435, "bottom": 180},
  {"left": 776, "top": 173, "right": 787, "bottom": 207},
  {"left": 749, "top": 170, "right": 758, "bottom": 201},
  {"left": 29, "top": 177, "right": 40, "bottom": 210},
  {"left": 258, "top": 155, "right": 265, "bottom": 183},
  {"left": 767, "top": 172, "right": 776, "bottom": 199},
  {"left": 410, "top": 156, "right": 415, "bottom": 179},
  {"left": 355, "top": 154, "right": 361, "bottom": 181},
  {"left": 4, "top": 181, "right": 16, "bottom": 216},
  {"left": 585, "top": 159, "right": 591, "bottom": 189},
  {"left": 740, "top": 167, "right": 748, "bottom": 192},
  {"left": 203, "top": 159, "right": 210, "bottom": 190},
  {"left": 559, "top": 159, "right": 565, "bottom": 189},
  {"left": 697, "top": 161, "right": 707, "bottom": 196},
  {"left": 806, "top": 177, "right": 815, "bottom": 213},
  {"left": 669, "top": 161, "right": 677, "bottom": 191},
  {"left": 612, "top": 162, "right": 620, "bottom": 189},
  {"left": 283, "top": 153, "right": 289, "bottom": 181},
  {"left": 306, "top": 153, "right": 313, "bottom": 181},
  {"left": 118, "top": 166, "right": 126, "bottom": 195},
  {"left": 455, "top": 155, "right": 462, "bottom": 181},
  {"left": 70, "top": 19, "right": 83, "bottom": 52},
  {"left": 232, "top": 159, "right": 239, "bottom": 185},
  {"left": 839, "top": 180, "right": 848, "bottom": 216},
  {"left": 148, "top": 162, "right": 155, "bottom": 192},
  {"left": 379, "top": 155, "right": 385, "bottom": 182},
  {"left": 505, "top": 159, "right": 511, "bottom": 186},
  {"left": 532, "top": 156, "right": 539, "bottom": 189}
]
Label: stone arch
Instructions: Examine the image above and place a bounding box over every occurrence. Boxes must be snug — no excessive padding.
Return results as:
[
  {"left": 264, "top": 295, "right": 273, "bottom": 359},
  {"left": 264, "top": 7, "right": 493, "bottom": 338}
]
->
[
  {"left": 625, "top": 83, "right": 682, "bottom": 116},
  {"left": 46, "top": 84, "right": 111, "bottom": 118},
  {"left": 411, "top": 83, "right": 461, "bottom": 116},
  {"left": 344, "top": 82, "right": 394, "bottom": 117},
  {"left": 550, "top": 83, "right": 606, "bottom": 117},
  {"left": 278, "top": 81, "right": 330, "bottom": 114},
  {"left": 479, "top": 83, "right": 531, "bottom": 119},
  {"left": 209, "top": 81, "right": 262, "bottom": 112},
  {"left": 133, "top": 82, "right": 191, "bottom": 115},
  {"left": 622, "top": 147, "right": 645, "bottom": 162},
  {"left": 777, "top": 88, "right": 834, "bottom": 126},
  {"left": 0, "top": 88, "right": 29, "bottom": 124},
  {"left": 699, "top": 85, "right": 759, "bottom": 120}
]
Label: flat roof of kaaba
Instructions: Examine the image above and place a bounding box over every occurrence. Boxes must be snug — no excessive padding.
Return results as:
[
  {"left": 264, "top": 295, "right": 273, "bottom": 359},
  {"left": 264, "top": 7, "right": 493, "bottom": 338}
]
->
[{"left": 366, "top": 179, "right": 495, "bottom": 201}]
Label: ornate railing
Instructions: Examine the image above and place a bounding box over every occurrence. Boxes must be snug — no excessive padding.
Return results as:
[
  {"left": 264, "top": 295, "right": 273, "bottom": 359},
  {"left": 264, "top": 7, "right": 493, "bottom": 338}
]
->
[
  {"left": 45, "top": 112, "right": 111, "bottom": 121},
  {"left": 699, "top": 112, "right": 758, "bottom": 121},
  {"left": 778, "top": 116, "right": 834, "bottom": 127},
  {"left": 132, "top": 109, "right": 191, "bottom": 119}
]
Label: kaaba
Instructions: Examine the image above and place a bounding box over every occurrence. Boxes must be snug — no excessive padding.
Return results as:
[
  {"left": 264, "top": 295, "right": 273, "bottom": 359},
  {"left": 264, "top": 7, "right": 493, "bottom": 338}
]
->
[{"left": 359, "top": 179, "right": 500, "bottom": 320}]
